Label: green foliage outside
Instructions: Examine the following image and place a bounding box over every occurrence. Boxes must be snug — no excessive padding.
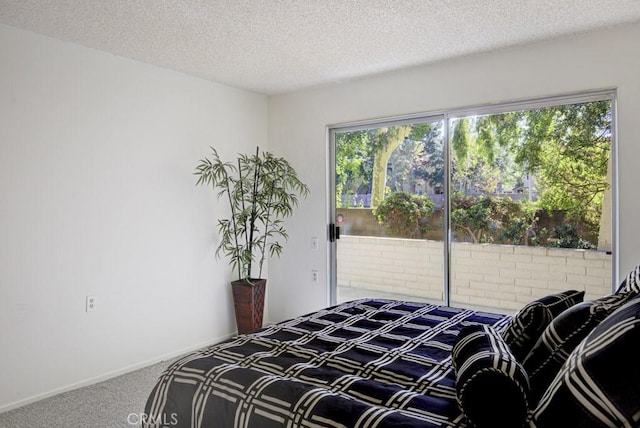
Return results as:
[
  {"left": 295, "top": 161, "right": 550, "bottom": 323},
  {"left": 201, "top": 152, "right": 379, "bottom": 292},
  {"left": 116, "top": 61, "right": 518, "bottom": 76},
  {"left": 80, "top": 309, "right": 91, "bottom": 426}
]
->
[
  {"left": 454, "top": 101, "right": 610, "bottom": 246},
  {"left": 450, "top": 194, "right": 540, "bottom": 245},
  {"left": 335, "top": 99, "right": 611, "bottom": 249},
  {"left": 335, "top": 123, "right": 443, "bottom": 208},
  {"left": 335, "top": 130, "right": 375, "bottom": 208},
  {"left": 548, "top": 224, "right": 596, "bottom": 250},
  {"left": 451, "top": 195, "right": 518, "bottom": 244},
  {"left": 373, "top": 192, "right": 435, "bottom": 239},
  {"left": 427, "top": 193, "right": 597, "bottom": 248},
  {"left": 470, "top": 101, "right": 611, "bottom": 230}
]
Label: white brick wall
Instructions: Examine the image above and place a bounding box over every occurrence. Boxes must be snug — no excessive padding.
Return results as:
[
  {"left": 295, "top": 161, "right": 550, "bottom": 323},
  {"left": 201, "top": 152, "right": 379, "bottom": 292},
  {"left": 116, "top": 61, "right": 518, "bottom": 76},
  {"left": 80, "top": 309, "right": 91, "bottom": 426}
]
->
[{"left": 338, "top": 236, "right": 612, "bottom": 312}]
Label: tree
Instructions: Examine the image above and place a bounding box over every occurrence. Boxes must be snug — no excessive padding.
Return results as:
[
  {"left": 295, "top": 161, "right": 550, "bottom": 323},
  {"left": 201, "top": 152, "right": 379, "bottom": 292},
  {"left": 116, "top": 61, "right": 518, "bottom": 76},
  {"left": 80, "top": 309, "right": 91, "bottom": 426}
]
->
[
  {"left": 465, "top": 103, "right": 610, "bottom": 213},
  {"left": 450, "top": 117, "right": 513, "bottom": 195},
  {"left": 387, "top": 136, "right": 421, "bottom": 193},
  {"left": 336, "top": 124, "right": 434, "bottom": 208},
  {"left": 335, "top": 130, "right": 375, "bottom": 207},
  {"left": 413, "top": 122, "right": 445, "bottom": 190},
  {"left": 455, "top": 100, "right": 611, "bottom": 246},
  {"left": 370, "top": 126, "right": 411, "bottom": 207},
  {"left": 452, "top": 118, "right": 471, "bottom": 169},
  {"left": 475, "top": 111, "right": 524, "bottom": 163},
  {"left": 529, "top": 102, "right": 611, "bottom": 229},
  {"left": 387, "top": 122, "right": 444, "bottom": 194}
]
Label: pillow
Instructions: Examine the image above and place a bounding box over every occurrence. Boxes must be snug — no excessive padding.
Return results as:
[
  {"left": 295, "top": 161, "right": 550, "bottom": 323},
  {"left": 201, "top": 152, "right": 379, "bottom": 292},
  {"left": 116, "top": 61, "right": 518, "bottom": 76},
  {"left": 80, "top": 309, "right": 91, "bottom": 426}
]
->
[
  {"left": 531, "top": 297, "right": 640, "bottom": 428},
  {"left": 536, "top": 289, "right": 586, "bottom": 317},
  {"left": 523, "top": 291, "right": 636, "bottom": 404},
  {"left": 452, "top": 324, "right": 530, "bottom": 428},
  {"left": 502, "top": 290, "right": 585, "bottom": 362},
  {"left": 616, "top": 264, "right": 640, "bottom": 294}
]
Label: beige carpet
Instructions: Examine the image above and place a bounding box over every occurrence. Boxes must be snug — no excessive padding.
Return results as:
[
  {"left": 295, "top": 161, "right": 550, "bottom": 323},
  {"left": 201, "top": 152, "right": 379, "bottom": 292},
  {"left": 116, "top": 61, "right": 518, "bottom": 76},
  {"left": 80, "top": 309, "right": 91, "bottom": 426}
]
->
[{"left": 0, "top": 359, "right": 174, "bottom": 428}]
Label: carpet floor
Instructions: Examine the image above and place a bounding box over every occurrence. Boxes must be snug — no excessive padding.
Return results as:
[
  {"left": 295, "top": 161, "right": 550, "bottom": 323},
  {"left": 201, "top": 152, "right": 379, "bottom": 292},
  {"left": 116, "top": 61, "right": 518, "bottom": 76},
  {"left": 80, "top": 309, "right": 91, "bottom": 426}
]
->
[{"left": 0, "top": 359, "right": 174, "bottom": 428}]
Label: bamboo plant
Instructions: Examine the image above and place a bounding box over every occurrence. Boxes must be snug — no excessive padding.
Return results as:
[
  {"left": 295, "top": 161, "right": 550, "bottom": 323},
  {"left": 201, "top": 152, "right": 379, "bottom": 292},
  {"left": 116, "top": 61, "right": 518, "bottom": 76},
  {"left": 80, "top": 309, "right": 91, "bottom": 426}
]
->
[{"left": 195, "top": 147, "right": 309, "bottom": 282}]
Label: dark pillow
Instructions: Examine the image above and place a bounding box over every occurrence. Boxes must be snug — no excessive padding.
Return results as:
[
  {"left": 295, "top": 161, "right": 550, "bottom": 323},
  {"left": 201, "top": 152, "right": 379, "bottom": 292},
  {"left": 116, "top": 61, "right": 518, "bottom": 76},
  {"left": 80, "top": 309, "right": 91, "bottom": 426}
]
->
[
  {"left": 531, "top": 297, "right": 640, "bottom": 428},
  {"left": 523, "top": 291, "right": 636, "bottom": 404},
  {"left": 502, "top": 290, "right": 585, "bottom": 362},
  {"left": 616, "top": 264, "right": 640, "bottom": 294},
  {"left": 452, "top": 324, "right": 530, "bottom": 428},
  {"left": 537, "top": 289, "right": 586, "bottom": 317}
]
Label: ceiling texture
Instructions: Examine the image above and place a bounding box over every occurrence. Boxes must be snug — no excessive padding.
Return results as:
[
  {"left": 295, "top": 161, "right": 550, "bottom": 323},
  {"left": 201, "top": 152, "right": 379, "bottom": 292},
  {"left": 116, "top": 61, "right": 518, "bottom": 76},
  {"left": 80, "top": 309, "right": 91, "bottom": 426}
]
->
[{"left": 1, "top": 0, "right": 640, "bottom": 95}]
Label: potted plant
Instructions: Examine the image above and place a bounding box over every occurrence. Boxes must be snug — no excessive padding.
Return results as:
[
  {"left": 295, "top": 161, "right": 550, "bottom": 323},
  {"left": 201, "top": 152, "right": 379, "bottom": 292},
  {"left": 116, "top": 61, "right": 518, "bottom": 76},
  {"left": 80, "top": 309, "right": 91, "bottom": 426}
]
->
[{"left": 195, "top": 146, "right": 309, "bottom": 334}]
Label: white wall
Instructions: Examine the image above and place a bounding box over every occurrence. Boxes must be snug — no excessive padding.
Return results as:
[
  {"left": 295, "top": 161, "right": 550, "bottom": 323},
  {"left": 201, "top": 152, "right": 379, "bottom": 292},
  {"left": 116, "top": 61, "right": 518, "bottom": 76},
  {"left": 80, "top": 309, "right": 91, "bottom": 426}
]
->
[
  {"left": 0, "top": 24, "right": 267, "bottom": 411},
  {"left": 268, "top": 22, "right": 640, "bottom": 323}
]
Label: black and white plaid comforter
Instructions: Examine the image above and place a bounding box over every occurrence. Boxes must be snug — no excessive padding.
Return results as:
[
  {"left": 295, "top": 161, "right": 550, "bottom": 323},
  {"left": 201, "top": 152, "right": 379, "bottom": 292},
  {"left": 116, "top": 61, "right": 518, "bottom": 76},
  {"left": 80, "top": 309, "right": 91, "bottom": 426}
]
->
[{"left": 144, "top": 299, "right": 509, "bottom": 428}]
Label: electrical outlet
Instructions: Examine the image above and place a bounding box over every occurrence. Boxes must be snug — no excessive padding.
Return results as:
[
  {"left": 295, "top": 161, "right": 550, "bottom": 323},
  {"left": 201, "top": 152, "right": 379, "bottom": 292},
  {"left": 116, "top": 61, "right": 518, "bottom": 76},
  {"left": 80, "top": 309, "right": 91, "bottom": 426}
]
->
[
  {"left": 311, "top": 270, "right": 319, "bottom": 283},
  {"left": 86, "top": 295, "right": 97, "bottom": 312}
]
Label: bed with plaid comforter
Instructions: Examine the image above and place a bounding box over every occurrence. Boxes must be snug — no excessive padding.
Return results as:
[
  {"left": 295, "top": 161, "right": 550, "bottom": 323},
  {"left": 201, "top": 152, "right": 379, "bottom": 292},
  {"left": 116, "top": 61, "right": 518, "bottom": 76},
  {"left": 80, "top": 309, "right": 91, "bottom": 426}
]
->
[{"left": 144, "top": 299, "right": 509, "bottom": 428}]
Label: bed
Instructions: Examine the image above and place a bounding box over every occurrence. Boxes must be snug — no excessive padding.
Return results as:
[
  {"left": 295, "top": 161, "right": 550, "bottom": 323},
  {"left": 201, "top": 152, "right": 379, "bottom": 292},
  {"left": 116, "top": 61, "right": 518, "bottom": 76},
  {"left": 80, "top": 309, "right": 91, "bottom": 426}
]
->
[
  {"left": 144, "top": 278, "right": 640, "bottom": 428},
  {"left": 144, "top": 299, "right": 508, "bottom": 427}
]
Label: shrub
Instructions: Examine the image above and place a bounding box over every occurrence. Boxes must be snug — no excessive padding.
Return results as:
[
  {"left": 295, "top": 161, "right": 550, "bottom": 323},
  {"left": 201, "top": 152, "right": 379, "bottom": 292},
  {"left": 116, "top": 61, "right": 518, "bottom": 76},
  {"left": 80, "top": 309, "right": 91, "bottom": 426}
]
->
[
  {"left": 549, "top": 224, "right": 596, "bottom": 250},
  {"left": 373, "top": 192, "right": 435, "bottom": 238},
  {"left": 451, "top": 195, "right": 539, "bottom": 245}
]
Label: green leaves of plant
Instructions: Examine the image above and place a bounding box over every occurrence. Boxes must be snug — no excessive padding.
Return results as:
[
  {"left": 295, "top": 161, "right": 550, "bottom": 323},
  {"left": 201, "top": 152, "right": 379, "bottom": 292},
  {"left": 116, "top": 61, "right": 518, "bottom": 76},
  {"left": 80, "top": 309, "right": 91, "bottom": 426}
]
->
[{"left": 195, "top": 146, "right": 309, "bottom": 281}]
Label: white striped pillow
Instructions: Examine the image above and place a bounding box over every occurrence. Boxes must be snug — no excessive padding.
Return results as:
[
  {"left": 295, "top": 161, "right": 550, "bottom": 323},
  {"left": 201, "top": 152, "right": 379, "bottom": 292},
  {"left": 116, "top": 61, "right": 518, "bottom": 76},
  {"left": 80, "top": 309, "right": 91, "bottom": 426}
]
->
[
  {"left": 523, "top": 291, "right": 635, "bottom": 404},
  {"left": 531, "top": 297, "right": 640, "bottom": 428},
  {"left": 617, "top": 264, "right": 640, "bottom": 294},
  {"left": 502, "top": 290, "right": 584, "bottom": 362},
  {"left": 453, "top": 324, "right": 530, "bottom": 428}
]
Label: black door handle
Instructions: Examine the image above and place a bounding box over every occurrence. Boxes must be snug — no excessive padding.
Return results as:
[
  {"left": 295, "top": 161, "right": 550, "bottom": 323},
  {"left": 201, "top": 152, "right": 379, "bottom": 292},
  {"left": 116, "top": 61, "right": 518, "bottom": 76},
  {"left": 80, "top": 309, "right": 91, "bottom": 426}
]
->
[{"left": 329, "top": 224, "right": 341, "bottom": 242}]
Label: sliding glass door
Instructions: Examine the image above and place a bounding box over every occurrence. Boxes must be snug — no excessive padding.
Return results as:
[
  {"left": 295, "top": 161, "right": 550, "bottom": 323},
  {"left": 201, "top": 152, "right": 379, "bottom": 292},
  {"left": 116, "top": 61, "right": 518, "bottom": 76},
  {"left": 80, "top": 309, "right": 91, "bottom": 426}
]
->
[
  {"left": 330, "top": 90, "right": 616, "bottom": 312},
  {"left": 331, "top": 117, "right": 445, "bottom": 305}
]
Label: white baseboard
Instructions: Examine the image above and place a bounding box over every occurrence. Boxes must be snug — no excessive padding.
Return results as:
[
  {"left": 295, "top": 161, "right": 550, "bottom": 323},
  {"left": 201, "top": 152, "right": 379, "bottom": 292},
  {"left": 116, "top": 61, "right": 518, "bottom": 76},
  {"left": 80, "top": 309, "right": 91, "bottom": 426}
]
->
[{"left": 0, "top": 334, "right": 233, "bottom": 414}]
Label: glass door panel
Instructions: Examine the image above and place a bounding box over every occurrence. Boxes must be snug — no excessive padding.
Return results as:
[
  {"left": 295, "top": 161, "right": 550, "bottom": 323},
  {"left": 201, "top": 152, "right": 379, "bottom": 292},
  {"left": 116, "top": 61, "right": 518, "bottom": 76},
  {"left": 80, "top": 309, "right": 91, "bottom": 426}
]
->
[
  {"left": 448, "top": 99, "right": 614, "bottom": 313},
  {"left": 334, "top": 119, "right": 445, "bottom": 304}
]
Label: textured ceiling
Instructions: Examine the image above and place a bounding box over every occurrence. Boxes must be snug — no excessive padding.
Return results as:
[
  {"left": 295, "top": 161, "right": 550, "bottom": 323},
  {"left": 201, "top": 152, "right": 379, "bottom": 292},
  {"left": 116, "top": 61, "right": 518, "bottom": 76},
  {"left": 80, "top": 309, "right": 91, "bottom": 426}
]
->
[{"left": 1, "top": 0, "right": 640, "bottom": 95}]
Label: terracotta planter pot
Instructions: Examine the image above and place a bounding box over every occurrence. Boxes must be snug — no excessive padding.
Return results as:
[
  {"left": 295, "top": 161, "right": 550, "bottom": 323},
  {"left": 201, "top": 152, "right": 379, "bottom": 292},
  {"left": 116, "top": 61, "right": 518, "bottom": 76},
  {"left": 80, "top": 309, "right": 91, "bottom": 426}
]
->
[{"left": 231, "top": 279, "right": 266, "bottom": 334}]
